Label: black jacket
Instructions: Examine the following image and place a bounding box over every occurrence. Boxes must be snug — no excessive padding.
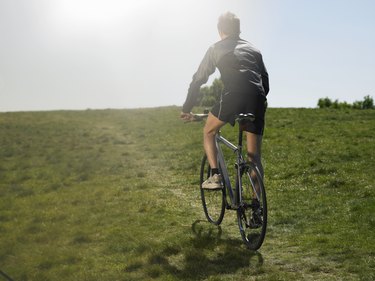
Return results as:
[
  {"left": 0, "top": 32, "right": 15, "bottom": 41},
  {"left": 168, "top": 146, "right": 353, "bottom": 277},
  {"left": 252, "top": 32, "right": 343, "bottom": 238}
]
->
[{"left": 182, "top": 36, "right": 269, "bottom": 113}]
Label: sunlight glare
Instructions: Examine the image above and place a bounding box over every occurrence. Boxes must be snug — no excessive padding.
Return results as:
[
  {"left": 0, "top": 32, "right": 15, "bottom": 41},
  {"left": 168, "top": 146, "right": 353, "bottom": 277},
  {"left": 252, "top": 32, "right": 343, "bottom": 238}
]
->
[{"left": 50, "top": 0, "right": 154, "bottom": 32}]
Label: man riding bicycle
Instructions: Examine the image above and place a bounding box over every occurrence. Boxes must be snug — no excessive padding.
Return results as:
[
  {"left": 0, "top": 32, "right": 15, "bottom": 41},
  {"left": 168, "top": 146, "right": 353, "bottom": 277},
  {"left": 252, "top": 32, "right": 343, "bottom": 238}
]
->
[{"left": 181, "top": 12, "right": 269, "bottom": 190}]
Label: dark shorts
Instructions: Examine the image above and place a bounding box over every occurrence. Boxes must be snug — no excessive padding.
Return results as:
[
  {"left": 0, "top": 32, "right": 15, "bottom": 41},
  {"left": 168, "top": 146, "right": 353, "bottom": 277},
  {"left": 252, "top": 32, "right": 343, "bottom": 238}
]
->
[{"left": 211, "top": 91, "right": 267, "bottom": 135}]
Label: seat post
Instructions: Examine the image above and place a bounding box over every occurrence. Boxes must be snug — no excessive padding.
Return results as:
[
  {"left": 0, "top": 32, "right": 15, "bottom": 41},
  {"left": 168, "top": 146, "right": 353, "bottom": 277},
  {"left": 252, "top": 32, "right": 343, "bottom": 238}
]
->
[{"left": 238, "top": 123, "right": 244, "bottom": 150}]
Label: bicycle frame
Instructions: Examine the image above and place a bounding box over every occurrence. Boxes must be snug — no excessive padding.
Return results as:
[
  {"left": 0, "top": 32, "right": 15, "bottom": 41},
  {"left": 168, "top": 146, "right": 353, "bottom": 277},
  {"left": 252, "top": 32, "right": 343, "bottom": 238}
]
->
[
  {"left": 198, "top": 113, "right": 267, "bottom": 250},
  {"left": 215, "top": 128, "right": 246, "bottom": 209}
]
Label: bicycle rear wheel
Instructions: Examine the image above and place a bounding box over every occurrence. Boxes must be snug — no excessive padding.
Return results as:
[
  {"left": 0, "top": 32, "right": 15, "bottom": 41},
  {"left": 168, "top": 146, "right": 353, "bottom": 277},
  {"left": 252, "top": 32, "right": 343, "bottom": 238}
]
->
[
  {"left": 237, "top": 162, "right": 267, "bottom": 250},
  {"left": 200, "top": 155, "right": 225, "bottom": 225}
]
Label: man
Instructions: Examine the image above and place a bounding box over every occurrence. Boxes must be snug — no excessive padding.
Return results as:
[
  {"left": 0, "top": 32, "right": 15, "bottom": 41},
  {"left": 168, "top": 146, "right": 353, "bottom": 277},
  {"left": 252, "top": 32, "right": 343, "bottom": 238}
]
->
[{"left": 181, "top": 12, "right": 269, "bottom": 190}]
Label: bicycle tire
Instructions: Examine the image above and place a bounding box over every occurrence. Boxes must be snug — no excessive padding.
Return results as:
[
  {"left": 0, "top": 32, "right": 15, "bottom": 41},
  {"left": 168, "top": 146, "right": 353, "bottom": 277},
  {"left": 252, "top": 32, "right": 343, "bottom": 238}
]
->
[
  {"left": 237, "top": 162, "right": 267, "bottom": 250},
  {"left": 200, "top": 155, "right": 225, "bottom": 225}
]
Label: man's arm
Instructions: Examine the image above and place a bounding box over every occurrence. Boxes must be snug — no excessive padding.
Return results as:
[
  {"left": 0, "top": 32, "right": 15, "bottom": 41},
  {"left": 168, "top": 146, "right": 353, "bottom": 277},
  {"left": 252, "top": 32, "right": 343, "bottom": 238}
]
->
[
  {"left": 260, "top": 55, "right": 269, "bottom": 96},
  {"left": 182, "top": 47, "right": 216, "bottom": 113},
  {"left": 262, "top": 70, "right": 269, "bottom": 96}
]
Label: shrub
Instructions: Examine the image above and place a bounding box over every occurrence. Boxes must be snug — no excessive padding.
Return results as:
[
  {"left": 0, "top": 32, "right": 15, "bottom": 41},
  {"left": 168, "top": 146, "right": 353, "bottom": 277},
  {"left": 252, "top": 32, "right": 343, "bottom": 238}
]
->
[
  {"left": 362, "top": 95, "right": 374, "bottom": 109},
  {"left": 318, "top": 96, "right": 374, "bottom": 109},
  {"left": 199, "top": 78, "right": 224, "bottom": 107},
  {"left": 317, "top": 97, "right": 333, "bottom": 108},
  {"left": 352, "top": 101, "right": 363, "bottom": 110}
]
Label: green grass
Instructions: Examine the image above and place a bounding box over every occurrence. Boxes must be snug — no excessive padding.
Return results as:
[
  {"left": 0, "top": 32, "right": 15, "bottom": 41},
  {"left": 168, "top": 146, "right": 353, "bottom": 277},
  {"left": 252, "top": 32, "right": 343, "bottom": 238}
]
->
[{"left": 0, "top": 107, "right": 374, "bottom": 280}]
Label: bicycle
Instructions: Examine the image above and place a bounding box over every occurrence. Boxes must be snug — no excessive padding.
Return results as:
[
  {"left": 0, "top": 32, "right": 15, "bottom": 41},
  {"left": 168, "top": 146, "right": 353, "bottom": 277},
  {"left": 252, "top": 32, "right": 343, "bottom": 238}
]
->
[{"left": 192, "top": 112, "right": 267, "bottom": 250}]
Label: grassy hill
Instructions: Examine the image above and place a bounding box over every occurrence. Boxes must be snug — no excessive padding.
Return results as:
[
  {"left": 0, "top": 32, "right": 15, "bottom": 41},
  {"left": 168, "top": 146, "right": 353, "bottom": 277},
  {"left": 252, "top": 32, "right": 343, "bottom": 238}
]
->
[{"left": 0, "top": 106, "right": 374, "bottom": 280}]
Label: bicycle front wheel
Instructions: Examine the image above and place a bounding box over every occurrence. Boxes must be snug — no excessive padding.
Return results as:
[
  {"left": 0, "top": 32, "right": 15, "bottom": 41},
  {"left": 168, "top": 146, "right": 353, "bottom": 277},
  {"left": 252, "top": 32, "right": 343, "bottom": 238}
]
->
[
  {"left": 200, "top": 155, "right": 225, "bottom": 225},
  {"left": 237, "top": 162, "right": 267, "bottom": 250}
]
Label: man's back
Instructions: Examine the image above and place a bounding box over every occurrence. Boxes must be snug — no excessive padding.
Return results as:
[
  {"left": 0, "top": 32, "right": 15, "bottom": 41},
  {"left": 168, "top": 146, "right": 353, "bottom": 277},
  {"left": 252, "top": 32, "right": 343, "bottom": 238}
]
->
[
  {"left": 214, "top": 36, "right": 269, "bottom": 95},
  {"left": 182, "top": 35, "right": 269, "bottom": 114}
]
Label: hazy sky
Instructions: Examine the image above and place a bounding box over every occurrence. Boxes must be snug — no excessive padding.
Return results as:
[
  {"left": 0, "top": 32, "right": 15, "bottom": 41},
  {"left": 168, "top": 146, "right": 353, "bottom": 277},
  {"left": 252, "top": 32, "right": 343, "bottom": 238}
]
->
[{"left": 0, "top": 0, "right": 374, "bottom": 111}]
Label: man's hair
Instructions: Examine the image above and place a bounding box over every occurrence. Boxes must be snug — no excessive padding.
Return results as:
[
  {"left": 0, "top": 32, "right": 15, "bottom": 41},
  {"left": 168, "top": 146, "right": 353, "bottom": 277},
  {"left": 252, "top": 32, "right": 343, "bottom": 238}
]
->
[{"left": 217, "top": 12, "right": 241, "bottom": 36}]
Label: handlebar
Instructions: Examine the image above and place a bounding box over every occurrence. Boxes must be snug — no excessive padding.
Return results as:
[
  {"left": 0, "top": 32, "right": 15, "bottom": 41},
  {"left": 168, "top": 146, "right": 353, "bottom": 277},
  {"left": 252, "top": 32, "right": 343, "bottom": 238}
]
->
[
  {"left": 182, "top": 109, "right": 209, "bottom": 122},
  {"left": 191, "top": 113, "right": 209, "bottom": 121}
]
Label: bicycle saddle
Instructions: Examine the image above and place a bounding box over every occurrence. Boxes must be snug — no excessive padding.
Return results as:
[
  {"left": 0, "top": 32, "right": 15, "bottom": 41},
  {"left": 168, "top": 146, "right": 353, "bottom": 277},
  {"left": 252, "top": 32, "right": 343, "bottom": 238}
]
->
[{"left": 236, "top": 113, "right": 255, "bottom": 122}]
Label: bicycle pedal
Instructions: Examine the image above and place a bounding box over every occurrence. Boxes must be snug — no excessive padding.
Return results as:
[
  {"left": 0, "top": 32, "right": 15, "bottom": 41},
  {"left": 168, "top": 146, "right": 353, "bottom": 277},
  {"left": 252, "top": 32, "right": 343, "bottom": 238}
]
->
[{"left": 227, "top": 204, "right": 239, "bottom": 210}]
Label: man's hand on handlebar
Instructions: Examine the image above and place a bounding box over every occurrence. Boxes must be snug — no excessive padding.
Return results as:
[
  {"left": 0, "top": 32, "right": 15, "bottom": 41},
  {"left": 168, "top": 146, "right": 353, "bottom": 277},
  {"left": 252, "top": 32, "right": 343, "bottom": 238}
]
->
[{"left": 180, "top": 112, "right": 195, "bottom": 122}]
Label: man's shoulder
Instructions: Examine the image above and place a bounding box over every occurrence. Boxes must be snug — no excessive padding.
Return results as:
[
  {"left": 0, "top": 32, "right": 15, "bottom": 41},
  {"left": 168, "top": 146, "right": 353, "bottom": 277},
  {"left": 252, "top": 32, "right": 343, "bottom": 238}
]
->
[
  {"left": 237, "top": 39, "right": 262, "bottom": 55},
  {"left": 211, "top": 36, "right": 238, "bottom": 51},
  {"left": 213, "top": 37, "right": 255, "bottom": 49}
]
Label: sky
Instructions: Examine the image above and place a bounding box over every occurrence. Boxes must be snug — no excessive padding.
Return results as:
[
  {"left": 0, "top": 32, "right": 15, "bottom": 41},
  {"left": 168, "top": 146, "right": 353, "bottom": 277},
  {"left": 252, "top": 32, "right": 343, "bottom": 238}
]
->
[{"left": 0, "top": 0, "right": 374, "bottom": 111}]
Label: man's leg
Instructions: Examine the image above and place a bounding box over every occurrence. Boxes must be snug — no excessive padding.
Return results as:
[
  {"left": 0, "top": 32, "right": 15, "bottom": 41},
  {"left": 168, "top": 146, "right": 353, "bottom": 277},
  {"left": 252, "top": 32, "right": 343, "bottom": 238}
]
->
[
  {"left": 246, "top": 131, "right": 263, "bottom": 178},
  {"left": 246, "top": 131, "right": 264, "bottom": 225},
  {"left": 203, "top": 113, "right": 225, "bottom": 170}
]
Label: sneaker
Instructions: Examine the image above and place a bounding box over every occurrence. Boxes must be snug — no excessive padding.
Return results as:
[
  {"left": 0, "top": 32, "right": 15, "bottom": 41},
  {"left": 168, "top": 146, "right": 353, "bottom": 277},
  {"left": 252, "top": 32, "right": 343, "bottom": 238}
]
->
[
  {"left": 251, "top": 198, "right": 260, "bottom": 211},
  {"left": 250, "top": 199, "right": 263, "bottom": 228},
  {"left": 202, "top": 174, "right": 223, "bottom": 190},
  {"left": 250, "top": 198, "right": 263, "bottom": 229}
]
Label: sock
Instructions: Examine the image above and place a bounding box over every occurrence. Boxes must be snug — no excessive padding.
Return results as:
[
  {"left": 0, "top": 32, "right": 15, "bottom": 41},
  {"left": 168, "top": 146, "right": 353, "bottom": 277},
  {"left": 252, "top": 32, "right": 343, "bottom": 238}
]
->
[{"left": 211, "top": 168, "right": 219, "bottom": 176}]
